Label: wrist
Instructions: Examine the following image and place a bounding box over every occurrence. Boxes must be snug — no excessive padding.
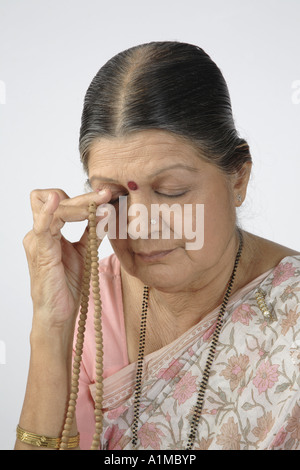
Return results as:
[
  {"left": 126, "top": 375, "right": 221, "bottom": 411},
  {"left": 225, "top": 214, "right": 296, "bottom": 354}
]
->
[
  {"left": 30, "top": 320, "right": 75, "bottom": 343},
  {"left": 16, "top": 424, "right": 80, "bottom": 450},
  {"left": 30, "top": 324, "right": 75, "bottom": 366}
]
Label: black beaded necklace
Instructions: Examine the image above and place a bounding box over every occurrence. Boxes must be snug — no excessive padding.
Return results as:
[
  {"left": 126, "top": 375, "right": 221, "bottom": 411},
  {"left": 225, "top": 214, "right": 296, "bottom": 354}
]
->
[{"left": 131, "top": 229, "right": 244, "bottom": 450}]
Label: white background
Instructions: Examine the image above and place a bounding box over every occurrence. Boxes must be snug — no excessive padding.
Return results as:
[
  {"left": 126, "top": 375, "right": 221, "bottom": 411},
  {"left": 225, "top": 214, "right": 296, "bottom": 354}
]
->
[{"left": 0, "top": 0, "right": 299, "bottom": 449}]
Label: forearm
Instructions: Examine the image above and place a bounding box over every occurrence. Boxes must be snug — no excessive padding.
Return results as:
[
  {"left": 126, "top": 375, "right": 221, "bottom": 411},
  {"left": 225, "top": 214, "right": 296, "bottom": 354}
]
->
[{"left": 15, "top": 323, "right": 78, "bottom": 450}]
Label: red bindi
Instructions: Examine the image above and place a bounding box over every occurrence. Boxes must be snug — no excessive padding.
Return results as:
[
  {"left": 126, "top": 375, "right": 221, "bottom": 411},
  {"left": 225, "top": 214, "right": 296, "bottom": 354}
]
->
[{"left": 127, "top": 181, "right": 138, "bottom": 191}]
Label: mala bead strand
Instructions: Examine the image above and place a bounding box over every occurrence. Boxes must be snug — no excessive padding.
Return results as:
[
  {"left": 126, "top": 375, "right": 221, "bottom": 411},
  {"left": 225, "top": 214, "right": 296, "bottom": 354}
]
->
[
  {"left": 88, "top": 202, "right": 104, "bottom": 450},
  {"left": 59, "top": 227, "right": 92, "bottom": 450},
  {"left": 60, "top": 201, "right": 104, "bottom": 450}
]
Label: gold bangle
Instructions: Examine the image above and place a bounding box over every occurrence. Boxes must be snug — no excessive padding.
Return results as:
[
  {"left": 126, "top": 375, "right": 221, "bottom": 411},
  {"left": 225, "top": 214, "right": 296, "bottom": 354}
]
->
[{"left": 16, "top": 425, "right": 80, "bottom": 449}]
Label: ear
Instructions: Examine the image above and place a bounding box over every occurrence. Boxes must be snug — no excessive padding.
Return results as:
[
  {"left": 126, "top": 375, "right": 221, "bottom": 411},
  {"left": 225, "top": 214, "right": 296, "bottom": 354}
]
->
[{"left": 232, "top": 161, "right": 252, "bottom": 207}]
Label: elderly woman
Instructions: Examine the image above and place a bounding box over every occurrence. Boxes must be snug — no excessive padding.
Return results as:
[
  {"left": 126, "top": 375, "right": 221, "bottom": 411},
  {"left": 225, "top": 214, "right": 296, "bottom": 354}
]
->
[{"left": 16, "top": 41, "right": 300, "bottom": 451}]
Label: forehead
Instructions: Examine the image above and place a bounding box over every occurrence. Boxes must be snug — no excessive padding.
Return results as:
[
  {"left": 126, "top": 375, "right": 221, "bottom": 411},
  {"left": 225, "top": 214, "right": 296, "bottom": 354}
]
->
[{"left": 87, "top": 130, "right": 204, "bottom": 178}]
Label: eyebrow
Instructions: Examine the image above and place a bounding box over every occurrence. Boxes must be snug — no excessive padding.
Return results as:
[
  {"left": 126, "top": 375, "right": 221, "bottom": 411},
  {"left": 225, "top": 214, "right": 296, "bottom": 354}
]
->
[{"left": 89, "top": 163, "right": 199, "bottom": 185}]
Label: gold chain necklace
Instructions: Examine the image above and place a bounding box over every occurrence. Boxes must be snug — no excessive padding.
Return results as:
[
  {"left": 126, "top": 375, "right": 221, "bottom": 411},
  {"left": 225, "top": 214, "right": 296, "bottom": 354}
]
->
[{"left": 131, "top": 228, "right": 244, "bottom": 450}]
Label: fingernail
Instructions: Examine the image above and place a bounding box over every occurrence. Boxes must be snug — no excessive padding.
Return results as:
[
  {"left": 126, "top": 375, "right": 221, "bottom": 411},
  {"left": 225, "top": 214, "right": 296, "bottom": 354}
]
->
[
  {"left": 97, "top": 189, "right": 107, "bottom": 195},
  {"left": 42, "top": 193, "right": 53, "bottom": 211},
  {"left": 45, "top": 193, "right": 54, "bottom": 206}
]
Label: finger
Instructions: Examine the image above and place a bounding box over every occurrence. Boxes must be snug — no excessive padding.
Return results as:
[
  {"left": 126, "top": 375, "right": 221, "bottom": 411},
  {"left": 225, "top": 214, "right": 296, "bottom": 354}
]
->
[
  {"left": 30, "top": 188, "right": 69, "bottom": 225},
  {"left": 49, "top": 189, "right": 112, "bottom": 235},
  {"left": 71, "top": 196, "right": 112, "bottom": 257},
  {"left": 30, "top": 188, "right": 69, "bottom": 211},
  {"left": 55, "top": 189, "right": 112, "bottom": 222}
]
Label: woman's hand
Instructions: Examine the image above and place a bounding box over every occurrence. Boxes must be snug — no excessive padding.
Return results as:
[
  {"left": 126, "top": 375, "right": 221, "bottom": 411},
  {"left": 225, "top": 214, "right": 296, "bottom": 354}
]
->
[
  {"left": 15, "top": 187, "right": 113, "bottom": 450},
  {"left": 23, "top": 187, "right": 112, "bottom": 332}
]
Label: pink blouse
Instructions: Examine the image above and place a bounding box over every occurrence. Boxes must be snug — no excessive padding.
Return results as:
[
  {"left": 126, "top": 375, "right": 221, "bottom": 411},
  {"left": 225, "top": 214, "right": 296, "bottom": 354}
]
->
[{"left": 74, "top": 254, "right": 128, "bottom": 448}]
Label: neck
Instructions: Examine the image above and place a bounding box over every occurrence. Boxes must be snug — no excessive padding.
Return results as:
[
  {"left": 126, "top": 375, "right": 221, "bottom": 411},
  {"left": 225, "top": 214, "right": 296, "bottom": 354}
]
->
[{"left": 148, "top": 229, "right": 247, "bottom": 331}]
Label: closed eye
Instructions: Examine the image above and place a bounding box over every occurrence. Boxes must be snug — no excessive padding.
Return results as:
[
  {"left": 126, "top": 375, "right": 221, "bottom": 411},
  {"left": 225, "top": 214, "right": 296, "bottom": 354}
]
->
[
  {"left": 156, "top": 191, "right": 188, "bottom": 198},
  {"left": 109, "top": 191, "right": 188, "bottom": 205}
]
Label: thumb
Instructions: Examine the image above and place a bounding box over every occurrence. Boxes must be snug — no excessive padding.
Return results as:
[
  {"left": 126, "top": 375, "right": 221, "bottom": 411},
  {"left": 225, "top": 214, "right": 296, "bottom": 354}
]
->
[{"left": 33, "top": 192, "right": 61, "bottom": 257}]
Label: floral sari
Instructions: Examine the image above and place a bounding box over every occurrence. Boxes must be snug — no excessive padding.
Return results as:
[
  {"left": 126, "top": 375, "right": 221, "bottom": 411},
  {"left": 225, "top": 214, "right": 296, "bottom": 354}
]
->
[{"left": 77, "top": 254, "right": 300, "bottom": 450}]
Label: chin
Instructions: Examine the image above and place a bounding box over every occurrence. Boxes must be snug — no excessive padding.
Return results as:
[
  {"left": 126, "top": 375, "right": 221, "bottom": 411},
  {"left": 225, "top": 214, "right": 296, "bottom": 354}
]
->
[
  {"left": 136, "top": 263, "right": 188, "bottom": 289},
  {"left": 144, "top": 277, "right": 184, "bottom": 292}
]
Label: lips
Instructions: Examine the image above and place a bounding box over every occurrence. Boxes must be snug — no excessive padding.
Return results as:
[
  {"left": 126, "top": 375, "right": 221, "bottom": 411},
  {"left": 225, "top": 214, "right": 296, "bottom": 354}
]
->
[
  {"left": 136, "top": 250, "right": 172, "bottom": 256},
  {"left": 135, "top": 248, "right": 175, "bottom": 261}
]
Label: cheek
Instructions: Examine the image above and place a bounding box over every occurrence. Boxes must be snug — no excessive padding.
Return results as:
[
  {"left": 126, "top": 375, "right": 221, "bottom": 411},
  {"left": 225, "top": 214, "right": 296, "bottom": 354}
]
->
[
  {"left": 201, "top": 188, "right": 236, "bottom": 253},
  {"left": 206, "top": 187, "right": 235, "bottom": 226},
  {"left": 178, "top": 183, "right": 233, "bottom": 242}
]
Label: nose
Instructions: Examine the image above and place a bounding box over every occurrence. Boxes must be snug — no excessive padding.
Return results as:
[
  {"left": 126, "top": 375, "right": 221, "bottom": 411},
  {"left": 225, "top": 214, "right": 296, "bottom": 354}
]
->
[
  {"left": 123, "top": 193, "right": 158, "bottom": 240},
  {"left": 127, "top": 202, "right": 158, "bottom": 240}
]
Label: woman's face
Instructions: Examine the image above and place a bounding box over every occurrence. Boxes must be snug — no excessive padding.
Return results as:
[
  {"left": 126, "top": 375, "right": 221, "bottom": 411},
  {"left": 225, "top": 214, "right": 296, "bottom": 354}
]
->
[{"left": 88, "top": 130, "right": 248, "bottom": 292}]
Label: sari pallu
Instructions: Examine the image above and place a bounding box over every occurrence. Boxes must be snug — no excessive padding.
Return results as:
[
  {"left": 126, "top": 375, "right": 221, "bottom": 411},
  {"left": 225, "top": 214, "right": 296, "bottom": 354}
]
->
[{"left": 88, "top": 254, "right": 300, "bottom": 450}]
